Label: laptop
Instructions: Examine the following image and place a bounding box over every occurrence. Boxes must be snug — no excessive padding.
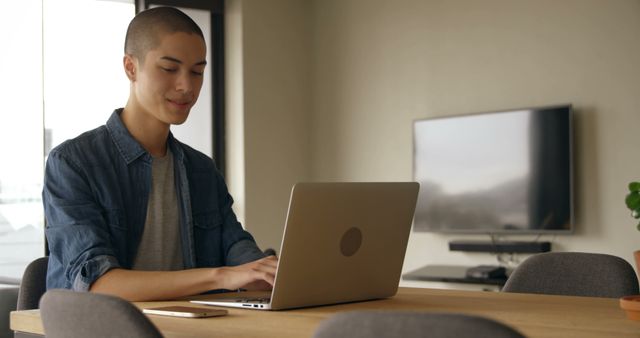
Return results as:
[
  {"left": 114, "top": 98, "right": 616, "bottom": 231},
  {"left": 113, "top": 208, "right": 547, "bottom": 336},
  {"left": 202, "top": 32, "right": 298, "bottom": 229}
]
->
[{"left": 190, "top": 182, "right": 419, "bottom": 310}]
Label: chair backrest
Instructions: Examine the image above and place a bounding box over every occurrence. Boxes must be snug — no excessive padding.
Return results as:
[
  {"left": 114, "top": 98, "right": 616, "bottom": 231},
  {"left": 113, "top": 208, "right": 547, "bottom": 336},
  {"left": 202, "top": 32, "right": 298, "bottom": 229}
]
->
[
  {"left": 39, "top": 289, "right": 163, "bottom": 338},
  {"left": 502, "top": 252, "right": 640, "bottom": 298},
  {"left": 16, "top": 256, "right": 48, "bottom": 310},
  {"left": 313, "top": 311, "right": 525, "bottom": 338},
  {"left": 0, "top": 287, "right": 19, "bottom": 338}
]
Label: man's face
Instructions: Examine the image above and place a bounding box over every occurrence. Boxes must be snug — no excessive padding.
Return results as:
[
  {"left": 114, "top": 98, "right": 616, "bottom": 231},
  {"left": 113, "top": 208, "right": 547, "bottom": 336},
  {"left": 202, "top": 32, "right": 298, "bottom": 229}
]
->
[{"left": 131, "top": 32, "right": 207, "bottom": 126}]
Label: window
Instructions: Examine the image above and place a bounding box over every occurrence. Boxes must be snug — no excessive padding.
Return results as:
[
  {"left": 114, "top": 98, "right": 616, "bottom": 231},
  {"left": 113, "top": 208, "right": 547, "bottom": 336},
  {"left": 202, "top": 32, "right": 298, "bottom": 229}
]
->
[
  {"left": 0, "top": 0, "right": 135, "bottom": 282},
  {"left": 0, "top": 0, "right": 224, "bottom": 283},
  {"left": 43, "top": 0, "right": 134, "bottom": 148}
]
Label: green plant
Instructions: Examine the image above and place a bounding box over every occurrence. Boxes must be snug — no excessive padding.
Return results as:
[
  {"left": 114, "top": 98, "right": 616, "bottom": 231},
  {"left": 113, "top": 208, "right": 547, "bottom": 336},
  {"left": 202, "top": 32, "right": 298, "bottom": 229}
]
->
[{"left": 626, "top": 182, "right": 640, "bottom": 231}]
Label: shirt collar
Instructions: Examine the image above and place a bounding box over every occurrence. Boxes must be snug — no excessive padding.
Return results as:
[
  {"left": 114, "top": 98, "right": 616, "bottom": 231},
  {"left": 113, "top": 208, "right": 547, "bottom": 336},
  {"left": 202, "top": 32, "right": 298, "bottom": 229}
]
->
[
  {"left": 106, "top": 109, "right": 184, "bottom": 165},
  {"left": 106, "top": 108, "right": 150, "bottom": 164},
  {"left": 167, "top": 132, "right": 185, "bottom": 163}
]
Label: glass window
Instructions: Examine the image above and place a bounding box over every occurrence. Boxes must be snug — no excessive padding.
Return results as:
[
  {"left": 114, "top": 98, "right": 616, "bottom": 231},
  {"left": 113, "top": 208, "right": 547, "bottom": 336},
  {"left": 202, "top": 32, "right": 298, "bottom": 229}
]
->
[
  {"left": 0, "top": 0, "right": 45, "bottom": 282},
  {"left": 0, "top": 0, "right": 135, "bottom": 282},
  {"left": 44, "top": 0, "right": 134, "bottom": 149},
  {"left": 169, "top": 7, "right": 213, "bottom": 158}
]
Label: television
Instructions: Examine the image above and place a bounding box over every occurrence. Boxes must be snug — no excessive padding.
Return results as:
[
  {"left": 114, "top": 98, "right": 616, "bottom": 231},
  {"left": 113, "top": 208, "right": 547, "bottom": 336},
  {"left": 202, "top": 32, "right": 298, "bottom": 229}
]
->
[{"left": 413, "top": 104, "right": 573, "bottom": 234}]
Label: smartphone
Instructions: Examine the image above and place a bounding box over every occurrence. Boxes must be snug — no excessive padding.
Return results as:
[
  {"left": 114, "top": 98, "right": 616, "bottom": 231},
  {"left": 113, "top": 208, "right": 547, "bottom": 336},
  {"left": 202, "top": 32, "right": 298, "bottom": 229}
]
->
[{"left": 143, "top": 306, "right": 228, "bottom": 318}]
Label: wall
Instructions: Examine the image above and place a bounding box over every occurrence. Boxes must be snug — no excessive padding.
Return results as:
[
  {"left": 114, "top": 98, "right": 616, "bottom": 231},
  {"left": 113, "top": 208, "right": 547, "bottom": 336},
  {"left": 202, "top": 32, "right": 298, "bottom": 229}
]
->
[
  {"left": 226, "top": 0, "right": 313, "bottom": 251},
  {"left": 311, "top": 0, "right": 640, "bottom": 272},
  {"left": 229, "top": 0, "right": 640, "bottom": 272}
]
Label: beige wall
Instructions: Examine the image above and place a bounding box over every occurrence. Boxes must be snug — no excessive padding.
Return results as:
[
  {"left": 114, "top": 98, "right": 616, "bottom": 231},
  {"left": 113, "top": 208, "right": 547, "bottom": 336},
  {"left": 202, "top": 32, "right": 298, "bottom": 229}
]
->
[
  {"left": 229, "top": 0, "right": 640, "bottom": 270},
  {"left": 226, "top": 0, "right": 313, "bottom": 251}
]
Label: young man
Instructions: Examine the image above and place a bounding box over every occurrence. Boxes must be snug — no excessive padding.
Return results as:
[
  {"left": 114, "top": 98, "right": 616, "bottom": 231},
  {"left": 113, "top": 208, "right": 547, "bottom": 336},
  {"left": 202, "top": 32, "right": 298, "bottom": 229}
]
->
[{"left": 43, "top": 7, "right": 277, "bottom": 301}]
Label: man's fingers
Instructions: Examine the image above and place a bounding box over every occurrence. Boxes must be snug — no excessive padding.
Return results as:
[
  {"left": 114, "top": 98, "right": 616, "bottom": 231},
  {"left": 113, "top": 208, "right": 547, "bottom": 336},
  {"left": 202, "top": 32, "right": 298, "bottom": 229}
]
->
[
  {"left": 258, "top": 256, "right": 279, "bottom": 269},
  {"left": 250, "top": 266, "right": 276, "bottom": 284},
  {"left": 220, "top": 256, "right": 278, "bottom": 290}
]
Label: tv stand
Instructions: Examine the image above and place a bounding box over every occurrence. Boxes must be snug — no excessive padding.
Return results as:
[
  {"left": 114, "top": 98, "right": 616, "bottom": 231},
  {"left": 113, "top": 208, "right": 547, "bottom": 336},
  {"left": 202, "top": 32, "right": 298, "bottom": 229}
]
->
[
  {"left": 449, "top": 240, "right": 551, "bottom": 253},
  {"left": 402, "top": 264, "right": 508, "bottom": 286}
]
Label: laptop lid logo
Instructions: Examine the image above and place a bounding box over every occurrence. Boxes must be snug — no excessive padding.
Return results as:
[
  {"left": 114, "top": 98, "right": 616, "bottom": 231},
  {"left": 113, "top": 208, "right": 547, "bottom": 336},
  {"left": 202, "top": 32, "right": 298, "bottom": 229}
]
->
[{"left": 340, "top": 227, "right": 362, "bottom": 257}]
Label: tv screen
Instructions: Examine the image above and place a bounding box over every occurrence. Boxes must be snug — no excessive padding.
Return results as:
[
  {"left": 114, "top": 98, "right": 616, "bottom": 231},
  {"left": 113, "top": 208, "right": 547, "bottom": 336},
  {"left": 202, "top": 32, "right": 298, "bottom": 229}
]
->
[{"left": 413, "top": 105, "right": 573, "bottom": 234}]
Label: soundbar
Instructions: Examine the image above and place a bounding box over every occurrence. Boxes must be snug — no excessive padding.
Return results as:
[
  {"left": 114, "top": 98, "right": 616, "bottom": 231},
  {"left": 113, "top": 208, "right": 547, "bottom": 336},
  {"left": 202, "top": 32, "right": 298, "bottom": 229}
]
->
[{"left": 449, "top": 240, "right": 551, "bottom": 253}]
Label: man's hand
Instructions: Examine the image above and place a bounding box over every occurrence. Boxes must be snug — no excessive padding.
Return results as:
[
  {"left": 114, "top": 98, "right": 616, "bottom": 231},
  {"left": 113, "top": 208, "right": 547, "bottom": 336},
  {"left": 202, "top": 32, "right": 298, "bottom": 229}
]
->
[
  {"left": 215, "top": 255, "right": 278, "bottom": 291},
  {"left": 90, "top": 255, "right": 279, "bottom": 301}
]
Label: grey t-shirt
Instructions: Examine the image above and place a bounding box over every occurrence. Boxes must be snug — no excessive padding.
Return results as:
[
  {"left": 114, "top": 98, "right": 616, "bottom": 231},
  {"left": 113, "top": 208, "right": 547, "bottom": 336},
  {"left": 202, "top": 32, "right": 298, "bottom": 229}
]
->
[{"left": 132, "top": 148, "right": 184, "bottom": 271}]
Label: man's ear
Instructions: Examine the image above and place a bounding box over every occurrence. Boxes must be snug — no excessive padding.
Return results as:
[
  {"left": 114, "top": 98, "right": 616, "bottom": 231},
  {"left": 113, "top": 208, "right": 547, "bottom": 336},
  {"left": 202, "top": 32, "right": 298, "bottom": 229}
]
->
[{"left": 123, "top": 54, "right": 137, "bottom": 81}]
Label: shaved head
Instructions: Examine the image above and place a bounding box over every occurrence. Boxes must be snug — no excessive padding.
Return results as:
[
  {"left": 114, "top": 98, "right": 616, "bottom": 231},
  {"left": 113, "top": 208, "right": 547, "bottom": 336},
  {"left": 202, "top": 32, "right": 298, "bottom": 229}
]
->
[{"left": 124, "top": 7, "right": 204, "bottom": 64}]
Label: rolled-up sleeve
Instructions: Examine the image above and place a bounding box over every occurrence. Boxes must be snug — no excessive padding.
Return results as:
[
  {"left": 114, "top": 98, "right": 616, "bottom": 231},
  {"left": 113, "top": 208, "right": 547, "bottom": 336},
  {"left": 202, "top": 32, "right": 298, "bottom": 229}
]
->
[
  {"left": 226, "top": 239, "right": 266, "bottom": 266},
  {"left": 71, "top": 255, "right": 120, "bottom": 291},
  {"left": 43, "top": 148, "right": 121, "bottom": 291}
]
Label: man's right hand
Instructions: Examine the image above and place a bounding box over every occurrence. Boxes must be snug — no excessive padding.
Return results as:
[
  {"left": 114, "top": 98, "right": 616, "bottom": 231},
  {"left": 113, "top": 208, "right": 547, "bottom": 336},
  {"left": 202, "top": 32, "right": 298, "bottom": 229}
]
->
[{"left": 213, "top": 255, "right": 278, "bottom": 291}]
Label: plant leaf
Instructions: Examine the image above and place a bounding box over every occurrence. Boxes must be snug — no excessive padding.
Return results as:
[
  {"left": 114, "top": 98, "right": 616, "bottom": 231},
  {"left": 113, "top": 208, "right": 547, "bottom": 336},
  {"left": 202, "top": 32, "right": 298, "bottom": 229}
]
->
[
  {"left": 630, "top": 182, "right": 640, "bottom": 192},
  {"left": 626, "top": 192, "right": 640, "bottom": 210}
]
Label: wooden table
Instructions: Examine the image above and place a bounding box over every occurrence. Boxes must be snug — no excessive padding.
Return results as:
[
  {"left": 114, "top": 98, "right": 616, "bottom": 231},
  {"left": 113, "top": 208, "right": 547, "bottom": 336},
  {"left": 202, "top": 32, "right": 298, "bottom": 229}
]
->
[{"left": 11, "top": 287, "right": 640, "bottom": 337}]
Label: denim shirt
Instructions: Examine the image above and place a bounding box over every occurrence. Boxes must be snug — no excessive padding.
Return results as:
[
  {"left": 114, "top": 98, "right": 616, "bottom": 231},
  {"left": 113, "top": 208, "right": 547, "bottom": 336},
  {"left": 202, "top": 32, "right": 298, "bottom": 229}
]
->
[{"left": 43, "top": 109, "right": 265, "bottom": 291}]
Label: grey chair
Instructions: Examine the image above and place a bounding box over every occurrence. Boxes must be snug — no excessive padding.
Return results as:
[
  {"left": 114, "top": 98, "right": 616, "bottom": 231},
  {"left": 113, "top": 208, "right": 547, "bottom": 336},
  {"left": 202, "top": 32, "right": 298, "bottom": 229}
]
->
[
  {"left": 39, "top": 289, "right": 163, "bottom": 338},
  {"left": 17, "top": 256, "right": 48, "bottom": 310},
  {"left": 502, "top": 252, "right": 639, "bottom": 298},
  {"left": 313, "top": 311, "right": 525, "bottom": 338},
  {"left": 0, "top": 287, "right": 19, "bottom": 338}
]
